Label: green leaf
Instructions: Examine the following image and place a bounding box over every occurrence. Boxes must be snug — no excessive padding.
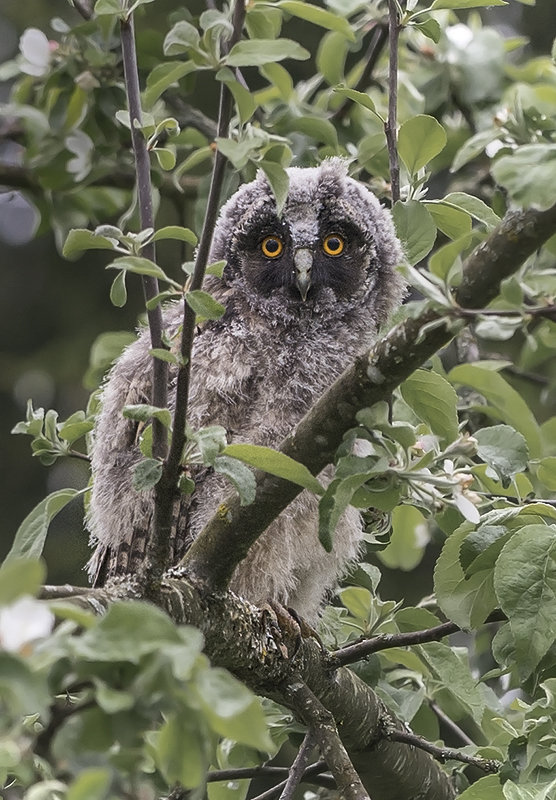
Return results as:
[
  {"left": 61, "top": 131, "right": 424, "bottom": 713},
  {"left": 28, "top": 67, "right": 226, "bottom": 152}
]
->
[
  {"left": 63, "top": 228, "right": 118, "bottom": 259},
  {"left": 195, "top": 669, "right": 273, "bottom": 751},
  {"left": 451, "top": 129, "right": 501, "bottom": 173},
  {"left": 333, "top": 87, "right": 383, "bottom": 121},
  {"left": 7, "top": 489, "right": 84, "bottom": 562},
  {"left": 154, "top": 148, "right": 176, "bottom": 171},
  {"left": 491, "top": 144, "right": 556, "bottom": 210},
  {"left": 455, "top": 775, "right": 504, "bottom": 799},
  {"left": 213, "top": 455, "right": 256, "bottom": 506},
  {"left": 379, "top": 506, "right": 428, "bottom": 571},
  {"left": 424, "top": 201, "right": 472, "bottom": 240},
  {"left": 317, "top": 31, "right": 349, "bottom": 85},
  {"left": 274, "top": 1, "right": 355, "bottom": 40},
  {"left": 284, "top": 116, "right": 339, "bottom": 149},
  {"left": 259, "top": 160, "right": 290, "bottom": 215},
  {"left": 537, "top": 457, "right": 556, "bottom": 491},
  {"left": 149, "top": 348, "right": 181, "bottom": 365},
  {"left": 400, "top": 369, "right": 459, "bottom": 444},
  {"left": 392, "top": 200, "right": 437, "bottom": 266},
  {"left": 448, "top": 364, "right": 542, "bottom": 457},
  {"left": 430, "top": 0, "right": 507, "bottom": 7},
  {"left": 107, "top": 256, "right": 180, "bottom": 287},
  {"left": 412, "top": 16, "right": 441, "bottom": 43},
  {"left": 217, "top": 68, "right": 257, "bottom": 124},
  {"left": 110, "top": 270, "right": 127, "bottom": 307},
  {"left": 66, "top": 768, "right": 112, "bottom": 800},
  {"left": 434, "top": 525, "right": 498, "bottom": 629},
  {"left": 94, "top": 0, "right": 124, "bottom": 15},
  {"left": 185, "top": 289, "right": 226, "bottom": 320},
  {"left": 259, "top": 63, "right": 293, "bottom": 100},
  {"left": 143, "top": 61, "right": 196, "bottom": 108},
  {"left": 155, "top": 712, "right": 206, "bottom": 788},
  {"left": 123, "top": 404, "right": 172, "bottom": 428},
  {"left": 132, "top": 458, "right": 163, "bottom": 491},
  {"left": 319, "top": 466, "right": 387, "bottom": 552},
  {"left": 494, "top": 524, "right": 556, "bottom": 679},
  {"left": 418, "top": 641, "right": 486, "bottom": 722},
  {"left": 397, "top": 115, "right": 447, "bottom": 175},
  {"left": 0, "top": 558, "right": 46, "bottom": 605},
  {"left": 442, "top": 192, "right": 501, "bottom": 229},
  {"left": 226, "top": 39, "right": 310, "bottom": 67},
  {"left": 153, "top": 225, "right": 198, "bottom": 246},
  {"left": 163, "top": 21, "right": 201, "bottom": 56},
  {"left": 222, "top": 444, "right": 324, "bottom": 495},
  {"left": 74, "top": 601, "right": 187, "bottom": 662},
  {"left": 474, "top": 425, "right": 529, "bottom": 484}
]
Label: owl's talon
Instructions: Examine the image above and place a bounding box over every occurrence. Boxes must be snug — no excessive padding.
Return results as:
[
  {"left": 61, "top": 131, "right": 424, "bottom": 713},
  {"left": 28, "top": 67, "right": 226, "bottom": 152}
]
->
[{"left": 263, "top": 600, "right": 326, "bottom": 659}]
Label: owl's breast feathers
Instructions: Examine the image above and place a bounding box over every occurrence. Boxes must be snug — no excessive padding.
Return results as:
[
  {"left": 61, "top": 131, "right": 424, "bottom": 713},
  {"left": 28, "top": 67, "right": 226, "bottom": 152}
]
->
[{"left": 87, "top": 159, "right": 405, "bottom": 616}]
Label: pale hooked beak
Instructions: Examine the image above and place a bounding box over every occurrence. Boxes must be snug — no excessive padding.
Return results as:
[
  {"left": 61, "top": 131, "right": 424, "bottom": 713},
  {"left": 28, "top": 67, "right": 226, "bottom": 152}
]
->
[{"left": 293, "top": 248, "right": 313, "bottom": 301}]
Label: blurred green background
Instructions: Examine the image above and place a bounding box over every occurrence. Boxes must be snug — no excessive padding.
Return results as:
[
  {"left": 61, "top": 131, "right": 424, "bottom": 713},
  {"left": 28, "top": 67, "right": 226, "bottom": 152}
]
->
[{"left": 0, "top": 0, "right": 553, "bottom": 585}]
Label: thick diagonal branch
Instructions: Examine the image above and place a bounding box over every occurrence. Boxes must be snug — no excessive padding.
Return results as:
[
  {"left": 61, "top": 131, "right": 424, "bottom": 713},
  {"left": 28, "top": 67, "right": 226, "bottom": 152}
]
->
[{"left": 181, "top": 202, "right": 556, "bottom": 590}]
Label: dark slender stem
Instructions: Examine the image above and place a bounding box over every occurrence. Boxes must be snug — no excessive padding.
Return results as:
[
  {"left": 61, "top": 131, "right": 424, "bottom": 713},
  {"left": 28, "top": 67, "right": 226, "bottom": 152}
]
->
[
  {"left": 278, "top": 731, "right": 316, "bottom": 800},
  {"left": 330, "top": 621, "right": 460, "bottom": 668},
  {"left": 385, "top": 0, "right": 401, "bottom": 204},
  {"left": 120, "top": 15, "right": 168, "bottom": 463},
  {"left": 455, "top": 303, "right": 556, "bottom": 321},
  {"left": 285, "top": 681, "right": 370, "bottom": 800},
  {"left": 385, "top": 727, "right": 500, "bottom": 773},
  {"left": 72, "top": 0, "right": 94, "bottom": 19},
  {"left": 429, "top": 701, "right": 475, "bottom": 747},
  {"left": 142, "top": 0, "right": 246, "bottom": 593},
  {"left": 331, "top": 22, "right": 389, "bottom": 122}
]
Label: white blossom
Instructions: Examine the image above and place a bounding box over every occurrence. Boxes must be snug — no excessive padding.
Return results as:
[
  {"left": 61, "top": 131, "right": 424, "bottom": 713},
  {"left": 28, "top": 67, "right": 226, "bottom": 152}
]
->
[{"left": 0, "top": 596, "right": 54, "bottom": 653}]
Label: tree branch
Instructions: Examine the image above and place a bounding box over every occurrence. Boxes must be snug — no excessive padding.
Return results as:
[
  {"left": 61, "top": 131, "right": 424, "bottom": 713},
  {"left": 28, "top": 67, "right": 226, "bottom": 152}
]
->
[
  {"left": 119, "top": 14, "right": 168, "bottom": 466},
  {"left": 56, "top": 571, "right": 457, "bottom": 800},
  {"left": 141, "top": 0, "right": 246, "bottom": 594},
  {"left": 277, "top": 731, "right": 316, "bottom": 800},
  {"left": 384, "top": 726, "right": 500, "bottom": 774},
  {"left": 181, "top": 201, "right": 556, "bottom": 592},
  {"left": 331, "top": 621, "right": 460, "bottom": 668},
  {"left": 385, "top": 0, "right": 401, "bottom": 204},
  {"left": 284, "top": 681, "right": 370, "bottom": 800}
]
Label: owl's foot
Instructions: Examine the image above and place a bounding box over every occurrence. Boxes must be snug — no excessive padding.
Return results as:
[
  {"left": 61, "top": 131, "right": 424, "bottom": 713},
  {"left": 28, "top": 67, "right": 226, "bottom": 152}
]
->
[{"left": 262, "top": 600, "right": 325, "bottom": 659}]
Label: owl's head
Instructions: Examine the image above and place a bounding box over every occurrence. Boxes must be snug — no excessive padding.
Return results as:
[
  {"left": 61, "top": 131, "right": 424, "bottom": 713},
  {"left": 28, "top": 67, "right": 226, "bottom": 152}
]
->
[{"left": 208, "top": 159, "right": 405, "bottom": 327}]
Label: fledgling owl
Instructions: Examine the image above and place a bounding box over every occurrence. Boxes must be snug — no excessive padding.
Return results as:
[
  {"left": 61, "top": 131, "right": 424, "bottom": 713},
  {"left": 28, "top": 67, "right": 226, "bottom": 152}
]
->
[{"left": 87, "top": 158, "right": 405, "bottom": 619}]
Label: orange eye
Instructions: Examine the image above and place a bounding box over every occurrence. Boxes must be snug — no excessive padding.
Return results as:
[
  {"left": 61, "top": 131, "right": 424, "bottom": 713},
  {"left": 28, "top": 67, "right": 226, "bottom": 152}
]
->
[
  {"left": 261, "top": 236, "right": 283, "bottom": 258},
  {"left": 323, "top": 234, "right": 344, "bottom": 256}
]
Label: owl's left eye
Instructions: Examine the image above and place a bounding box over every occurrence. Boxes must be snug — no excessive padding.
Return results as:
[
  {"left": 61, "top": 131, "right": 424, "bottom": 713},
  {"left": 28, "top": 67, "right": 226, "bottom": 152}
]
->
[
  {"left": 322, "top": 234, "right": 345, "bottom": 256},
  {"left": 261, "top": 236, "right": 284, "bottom": 258}
]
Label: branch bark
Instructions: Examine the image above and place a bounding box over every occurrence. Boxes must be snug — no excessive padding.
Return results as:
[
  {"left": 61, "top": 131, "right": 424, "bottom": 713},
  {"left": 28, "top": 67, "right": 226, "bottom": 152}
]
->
[
  {"left": 181, "top": 201, "right": 556, "bottom": 592},
  {"left": 60, "top": 570, "right": 456, "bottom": 800}
]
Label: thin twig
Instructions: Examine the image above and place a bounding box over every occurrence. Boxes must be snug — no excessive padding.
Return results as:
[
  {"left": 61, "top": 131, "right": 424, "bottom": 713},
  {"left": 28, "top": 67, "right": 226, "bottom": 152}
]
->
[
  {"left": 278, "top": 730, "right": 316, "bottom": 800},
  {"left": 331, "top": 22, "right": 389, "bottom": 122},
  {"left": 71, "top": 0, "right": 94, "bottom": 20},
  {"left": 429, "top": 701, "right": 475, "bottom": 747},
  {"left": 384, "top": 726, "right": 500, "bottom": 773},
  {"left": 330, "top": 621, "right": 460, "bottom": 668},
  {"left": 119, "top": 15, "right": 168, "bottom": 463},
  {"left": 284, "top": 681, "right": 370, "bottom": 800},
  {"left": 455, "top": 303, "right": 556, "bottom": 321},
  {"left": 385, "top": 0, "right": 401, "bottom": 204},
  {"left": 142, "top": 0, "right": 246, "bottom": 593}
]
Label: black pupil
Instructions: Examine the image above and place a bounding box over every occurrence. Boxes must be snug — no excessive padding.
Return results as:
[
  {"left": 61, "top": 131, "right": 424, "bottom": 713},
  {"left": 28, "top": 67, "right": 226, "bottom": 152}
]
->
[
  {"left": 266, "top": 238, "right": 280, "bottom": 253},
  {"left": 328, "top": 237, "right": 341, "bottom": 251}
]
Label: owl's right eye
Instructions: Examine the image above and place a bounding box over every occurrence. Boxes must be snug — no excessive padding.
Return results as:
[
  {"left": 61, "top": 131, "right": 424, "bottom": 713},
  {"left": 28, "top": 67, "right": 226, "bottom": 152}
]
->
[{"left": 261, "top": 236, "right": 284, "bottom": 258}]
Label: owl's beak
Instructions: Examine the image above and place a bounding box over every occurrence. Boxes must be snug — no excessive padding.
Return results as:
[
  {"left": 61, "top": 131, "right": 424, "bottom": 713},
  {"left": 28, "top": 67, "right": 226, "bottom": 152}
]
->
[{"left": 293, "top": 248, "right": 313, "bottom": 301}]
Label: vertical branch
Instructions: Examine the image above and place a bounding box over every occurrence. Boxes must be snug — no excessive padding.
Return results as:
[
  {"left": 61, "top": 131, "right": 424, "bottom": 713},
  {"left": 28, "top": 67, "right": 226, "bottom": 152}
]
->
[
  {"left": 120, "top": 15, "right": 168, "bottom": 460},
  {"left": 278, "top": 731, "right": 316, "bottom": 800},
  {"left": 385, "top": 0, "right": 401, "bottom": 204},
  {"left": 142, "top": 0, "right": 246, "bottom": 590},
  {"left": 284, "top": 682, "right": 371, "bottom": 800}
]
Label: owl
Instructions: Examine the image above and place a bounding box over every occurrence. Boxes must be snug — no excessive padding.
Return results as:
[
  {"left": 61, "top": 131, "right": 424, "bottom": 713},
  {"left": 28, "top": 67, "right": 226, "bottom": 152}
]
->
[{"left": 87, "top": 158, "right": 405, "bottom": 620}]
